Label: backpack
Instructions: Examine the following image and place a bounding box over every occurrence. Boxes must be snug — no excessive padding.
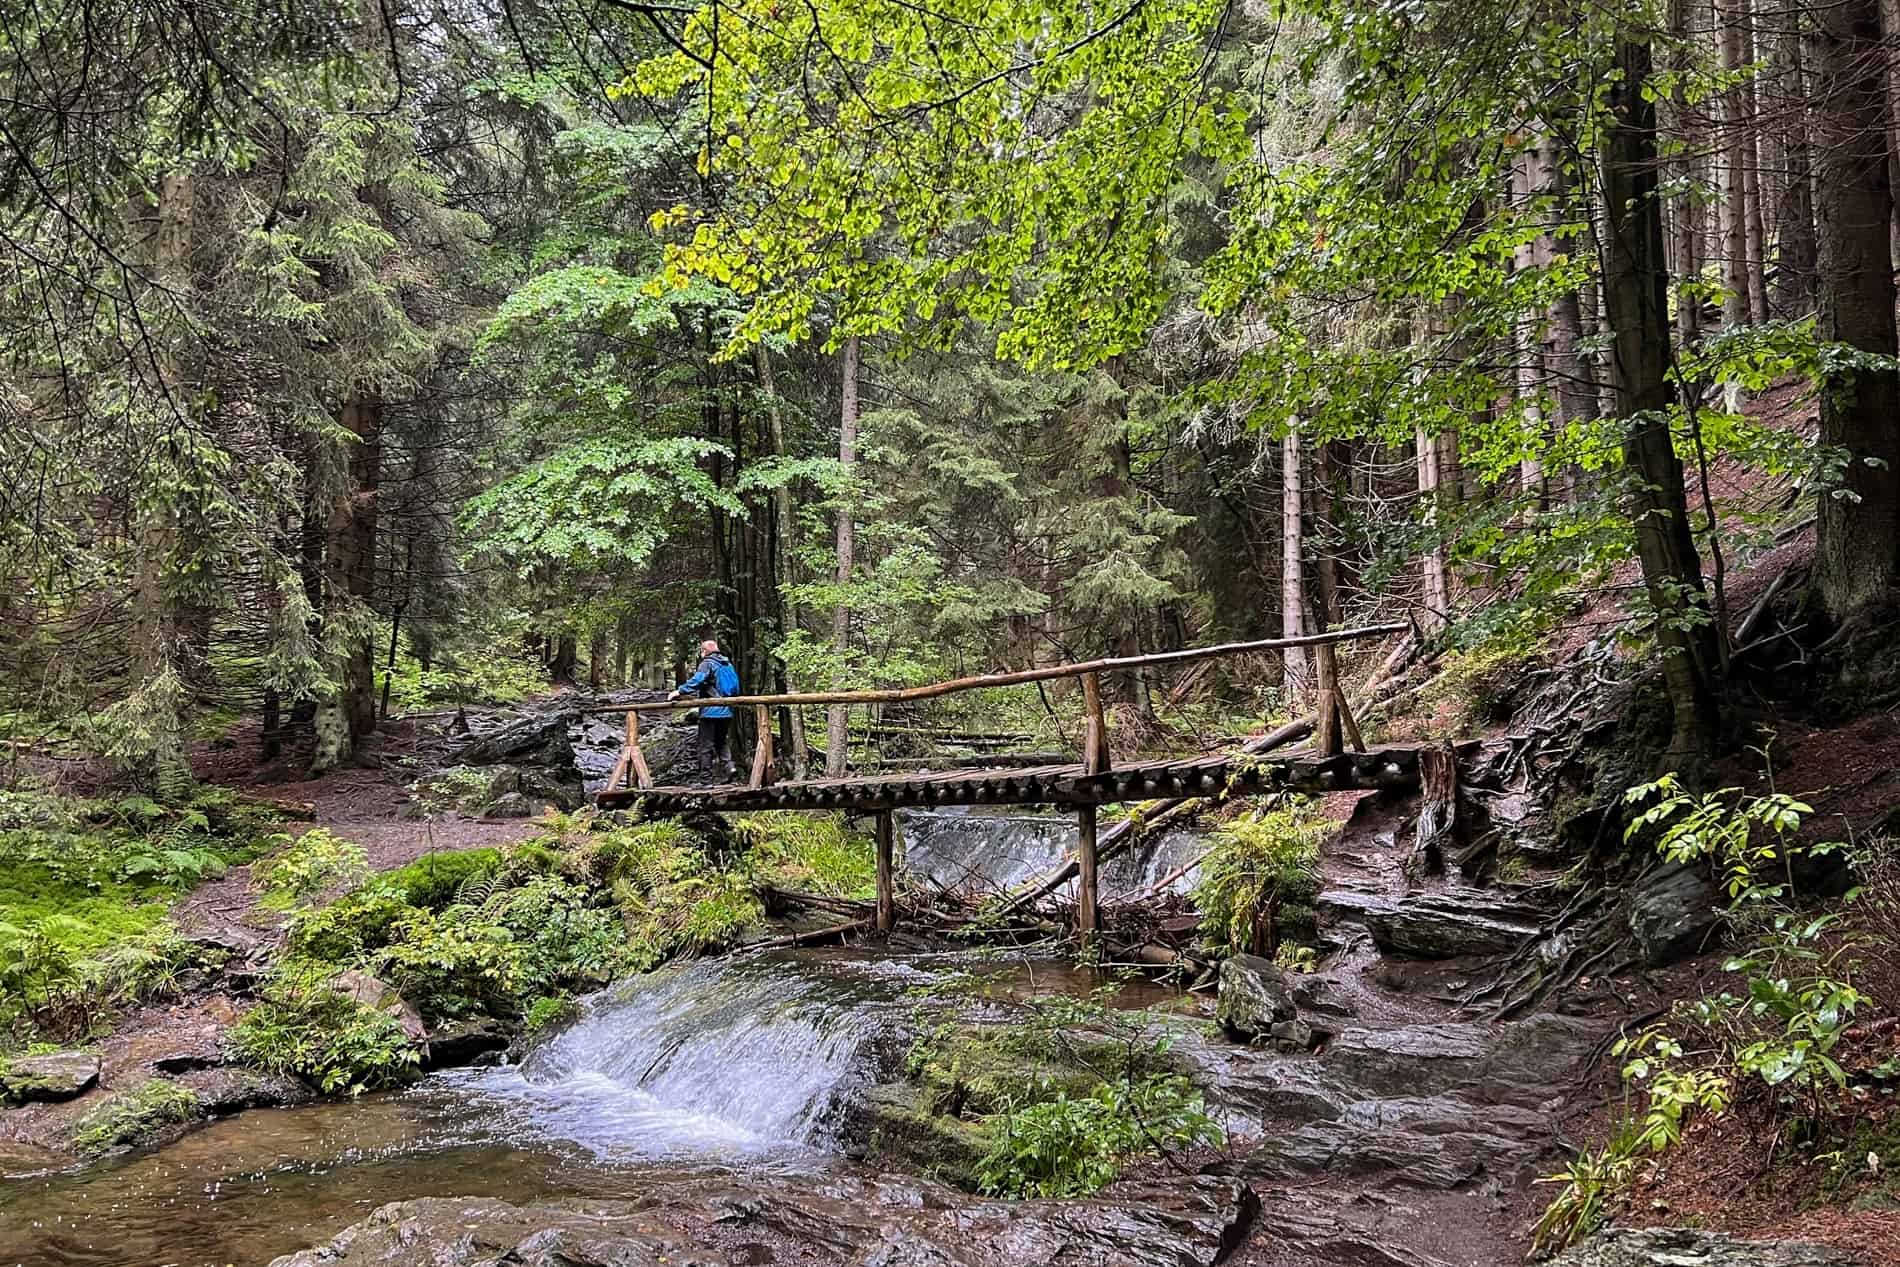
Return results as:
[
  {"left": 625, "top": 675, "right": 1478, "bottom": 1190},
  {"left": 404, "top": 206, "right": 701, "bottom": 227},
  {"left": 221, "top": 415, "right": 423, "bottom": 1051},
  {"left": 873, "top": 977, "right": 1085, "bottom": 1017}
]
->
[{"left": 712, "top": 659, "right": 741, "bottom": 698}]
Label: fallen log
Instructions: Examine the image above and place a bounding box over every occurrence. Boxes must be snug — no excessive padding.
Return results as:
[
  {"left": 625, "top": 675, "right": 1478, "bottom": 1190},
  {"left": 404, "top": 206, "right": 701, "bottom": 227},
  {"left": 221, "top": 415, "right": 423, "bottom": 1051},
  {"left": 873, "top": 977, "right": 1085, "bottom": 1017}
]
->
[{"left": 743, "top": 919, "right": 869, "bottom": 952}]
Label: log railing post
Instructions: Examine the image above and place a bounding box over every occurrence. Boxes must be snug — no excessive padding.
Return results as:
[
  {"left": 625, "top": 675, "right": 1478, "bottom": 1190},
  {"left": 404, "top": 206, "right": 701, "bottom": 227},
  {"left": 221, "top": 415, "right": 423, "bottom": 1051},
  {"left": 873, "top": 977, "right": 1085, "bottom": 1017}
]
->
[
  {"left": 1075, "top": 804, "right": 1100, "bottom": 936},
  {"left": 1081, "top": 671, "right": 1110, "bottom": 775},
  {"left": 875, "top": 809, "right": 896, "bottom": 933},
  {"left": 749, "top": 704, "right": 776, "bottom": 789},
  {"left": 626, "top": 710, "right": 653, "bottom": 791}
]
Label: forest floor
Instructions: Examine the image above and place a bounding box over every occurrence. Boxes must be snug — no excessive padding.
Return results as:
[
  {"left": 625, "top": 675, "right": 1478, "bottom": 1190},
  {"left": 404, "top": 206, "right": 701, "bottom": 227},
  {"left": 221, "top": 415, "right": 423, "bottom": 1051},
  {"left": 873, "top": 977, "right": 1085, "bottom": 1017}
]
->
[{"left": 168, "top": 716, "right": 546, "bottom": 951}]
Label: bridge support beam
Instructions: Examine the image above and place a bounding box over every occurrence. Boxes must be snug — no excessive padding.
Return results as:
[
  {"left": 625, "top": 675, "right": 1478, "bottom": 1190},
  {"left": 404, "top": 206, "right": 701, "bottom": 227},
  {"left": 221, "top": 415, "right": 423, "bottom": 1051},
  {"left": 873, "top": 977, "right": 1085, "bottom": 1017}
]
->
[
  {"left": 875, "top": 809, "right": 896, "bottom": 933},
  {"left": 1075, "top": 804, "right": 1099, "bottom": 937}
]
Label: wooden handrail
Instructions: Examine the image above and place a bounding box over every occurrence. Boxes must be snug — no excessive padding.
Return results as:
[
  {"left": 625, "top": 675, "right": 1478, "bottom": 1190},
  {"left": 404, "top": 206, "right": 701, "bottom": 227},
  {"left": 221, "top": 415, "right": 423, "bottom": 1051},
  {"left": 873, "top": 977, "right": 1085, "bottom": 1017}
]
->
[{"left": 598, "top": 623, "right": 1406, "bottom": 715}]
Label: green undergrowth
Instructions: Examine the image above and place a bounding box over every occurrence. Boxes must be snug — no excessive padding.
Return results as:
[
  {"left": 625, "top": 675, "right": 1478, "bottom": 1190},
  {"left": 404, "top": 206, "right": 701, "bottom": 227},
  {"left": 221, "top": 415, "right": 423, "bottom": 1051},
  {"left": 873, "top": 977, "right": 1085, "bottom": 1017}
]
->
[
  {"left": 0, "top": 787, "right": 291, "bottom": 1048},
  {"left": 876, "top": 982, "right": 1222, "bottom": 1198},
  {"left": 1192, "top": 795, "right": 1330, "bottom": 960},
  {"left": 1535, "top": 768, "right": 1900, "bottom": 1254},
  {"left": 234, "top": 808, "right": 877, "bottom": 1094}
]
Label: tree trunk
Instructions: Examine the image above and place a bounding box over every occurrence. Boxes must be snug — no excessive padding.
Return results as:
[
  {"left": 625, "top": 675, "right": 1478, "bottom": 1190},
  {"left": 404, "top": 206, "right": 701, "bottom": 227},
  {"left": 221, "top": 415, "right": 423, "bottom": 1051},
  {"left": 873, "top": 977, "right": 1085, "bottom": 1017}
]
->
[
  {"left": 1535, "top": 136, "right": 1598, "bottom": 499},
  {"left": 756, "top": 346, "right": 811, "bottom": 779},
  {"left": 1416, "top": 425, "right": 1450, "bottom": 633},
  {"left": 1310, "top": 444, "right": 1346, "bottom": 757},
  {"left": 1603, "top": 35, "right": 1724, "bottom": 765},
  {"left": 124, "top": 168, "right": 197, "bottom": 797},
  {"left": 1811, "top": 0, "right": 1900, "bottom": 620},
  {"left": 825, "top": 336, "right": 860, "bottom": 778},
  {"left": 1720, "top": 1, "right": 1757, "bottom": 329},
  {"left": 1772, "top": 0, "right": 1820, "bottom": 315},
  {"left": 310, "top": 392, "right": 383, "bottom": 774},
  {"left": 1280, "top": 431, "right": 1309, "bottom": 692},
  {"left": 1511, "top": 147, "right": 1547, "bottom": 507},
  {"left": 1740, "top": 0, "right": 1773, "bottom": 322},
  {"left": 1668, "top": 0, "right": 1704, "bottom": 343}
]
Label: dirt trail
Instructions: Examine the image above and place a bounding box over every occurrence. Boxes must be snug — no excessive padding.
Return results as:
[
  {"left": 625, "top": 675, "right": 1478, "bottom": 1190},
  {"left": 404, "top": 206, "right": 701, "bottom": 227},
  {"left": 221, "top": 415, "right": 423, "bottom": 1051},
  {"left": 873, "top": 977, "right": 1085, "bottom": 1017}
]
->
[{"left": 173, "top": 714, "right": 551, "bottom": 947}]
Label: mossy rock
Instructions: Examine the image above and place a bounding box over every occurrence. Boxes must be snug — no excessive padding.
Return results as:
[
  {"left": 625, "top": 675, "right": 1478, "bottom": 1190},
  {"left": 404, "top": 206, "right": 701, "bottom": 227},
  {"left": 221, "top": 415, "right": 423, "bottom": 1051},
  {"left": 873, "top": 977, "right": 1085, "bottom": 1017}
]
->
[
  {"left": 0, "top": 1049, "right": 99, "bottom": 1102},
  {"left": 861, "top": 1081, "right": 992, "bottom": 1189},
  {"left": 907, "top": 1022, "right": 1136, "bottom": 1117},
  {"left": 71, "top": 1078, "right": 204, "bottom": 1155}
]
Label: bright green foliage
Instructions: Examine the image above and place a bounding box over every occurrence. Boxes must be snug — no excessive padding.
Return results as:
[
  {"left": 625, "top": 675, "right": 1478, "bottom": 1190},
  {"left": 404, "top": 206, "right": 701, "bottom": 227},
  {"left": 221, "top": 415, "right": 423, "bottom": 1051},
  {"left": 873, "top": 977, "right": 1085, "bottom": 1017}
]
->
[
  {"left": 253, "top": 829, "right": 371, "bottom": 910},
  {"left": 71, "top": 1078, "right": 204, "bottom": 1156},
  {"left": 0, "top": 788, "right": 286, "bottom": 1042},
  {"left": 369, "top": 908, "right": 523, "bottom": 1020},
  {"left": 633, "top": 0, "right": 1246, "bottom": 365},
  {"left": 231, "top": 965, "right": 423, "bottom": 1096},
  {"left": 1193, "top": 797, "right": 1331, "bottom": 958},
  {"left": 736, "top": 813, "right": 877, "bottom": 899},
  {"left": 380, "top": 644, "right": 552, "bottom": 714},
  {"left": 974, "top": 1073, "right": 1222, "bottom": 1198},
  {"left": 524, "top": 994, "right": 578, "bottom": 1034}
]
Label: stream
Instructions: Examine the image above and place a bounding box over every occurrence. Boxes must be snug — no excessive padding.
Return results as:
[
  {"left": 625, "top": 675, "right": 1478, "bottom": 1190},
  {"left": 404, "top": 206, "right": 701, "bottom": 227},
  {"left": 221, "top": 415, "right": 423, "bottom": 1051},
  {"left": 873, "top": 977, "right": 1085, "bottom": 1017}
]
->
[
  {"left": 1, "top": 795, "right": 1607, "bottom": 1267},
  {"left": 0, "top": 952, "right": 1182, "bottom": 1267}
]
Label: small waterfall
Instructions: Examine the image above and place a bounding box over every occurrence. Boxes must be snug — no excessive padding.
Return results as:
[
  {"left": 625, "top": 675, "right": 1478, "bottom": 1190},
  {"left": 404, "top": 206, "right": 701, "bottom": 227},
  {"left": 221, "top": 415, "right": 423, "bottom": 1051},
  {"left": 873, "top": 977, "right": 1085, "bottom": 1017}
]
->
[
  {"left": 898, "top": 806, "right": 1207, "bottom": 901},
  {"left": 476, "top": 954, "right": 916, "bottom": 1158}
]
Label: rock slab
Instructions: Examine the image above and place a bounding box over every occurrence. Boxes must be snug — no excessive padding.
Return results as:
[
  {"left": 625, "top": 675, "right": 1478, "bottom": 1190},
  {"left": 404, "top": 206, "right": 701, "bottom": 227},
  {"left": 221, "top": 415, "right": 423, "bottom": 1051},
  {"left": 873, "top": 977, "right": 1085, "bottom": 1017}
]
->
[
  {"left": 1, "top": 1050, "right": 100, "bottom": 1101},
  {"left": 1550, "top": 1227, "right": 1865, "bottom": 1267},
  {"left": 1628, "top": 862, "right": 1721, "bottom": 966}
]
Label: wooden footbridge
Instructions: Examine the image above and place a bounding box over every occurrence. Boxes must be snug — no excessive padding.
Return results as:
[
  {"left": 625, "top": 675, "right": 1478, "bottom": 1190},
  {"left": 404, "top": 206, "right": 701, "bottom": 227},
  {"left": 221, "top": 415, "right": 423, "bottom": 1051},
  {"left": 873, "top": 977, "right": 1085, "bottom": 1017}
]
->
[{"left": 592, "top": 623, "right": 1438, "bottom": 935}]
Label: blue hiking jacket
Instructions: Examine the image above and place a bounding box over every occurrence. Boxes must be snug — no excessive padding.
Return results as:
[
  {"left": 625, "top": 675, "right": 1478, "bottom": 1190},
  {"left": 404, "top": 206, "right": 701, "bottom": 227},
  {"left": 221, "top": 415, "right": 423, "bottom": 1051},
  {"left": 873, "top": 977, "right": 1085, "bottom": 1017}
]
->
[{"left": 679, "top": 652, "right": 740, "bottom": 719}]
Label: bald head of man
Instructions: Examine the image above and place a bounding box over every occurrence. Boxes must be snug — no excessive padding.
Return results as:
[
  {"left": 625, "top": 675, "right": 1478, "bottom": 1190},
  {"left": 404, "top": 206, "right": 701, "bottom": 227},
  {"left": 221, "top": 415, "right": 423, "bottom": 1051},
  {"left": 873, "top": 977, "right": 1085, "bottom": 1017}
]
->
[{"left": 700, "top": 638, "right": 720, "bottom": 656}]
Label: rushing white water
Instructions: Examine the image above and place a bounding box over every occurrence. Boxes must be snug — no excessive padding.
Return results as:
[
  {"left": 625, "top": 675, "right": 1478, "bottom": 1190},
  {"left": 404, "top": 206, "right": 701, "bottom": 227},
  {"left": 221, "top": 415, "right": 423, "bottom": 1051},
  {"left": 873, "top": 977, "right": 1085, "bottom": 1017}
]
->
[
  {"left": 899, "top": 806, "right": 1206, "bottom": 901},
  {"left": 468, "top": 954, "right": 911, "bottom": 1158}
]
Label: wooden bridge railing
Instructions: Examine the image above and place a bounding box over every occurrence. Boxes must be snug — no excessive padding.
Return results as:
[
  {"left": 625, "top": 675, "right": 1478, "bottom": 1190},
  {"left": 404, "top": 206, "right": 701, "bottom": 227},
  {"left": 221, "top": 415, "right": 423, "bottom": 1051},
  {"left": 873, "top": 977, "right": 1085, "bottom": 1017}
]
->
[
  {"left": 598, "top": 621, "right": 1407, "bottom": 798},
  {"left": 596, "top": 622, "right": 1407, "bottom": 936}
]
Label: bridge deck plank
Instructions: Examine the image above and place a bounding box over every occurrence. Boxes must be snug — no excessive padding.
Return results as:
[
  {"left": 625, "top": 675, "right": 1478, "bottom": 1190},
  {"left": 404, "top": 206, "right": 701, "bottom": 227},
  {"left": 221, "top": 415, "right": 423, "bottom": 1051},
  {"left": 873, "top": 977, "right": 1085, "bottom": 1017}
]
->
[{"left": 593, "top": 745, "right": 1430, "bottom": 814}]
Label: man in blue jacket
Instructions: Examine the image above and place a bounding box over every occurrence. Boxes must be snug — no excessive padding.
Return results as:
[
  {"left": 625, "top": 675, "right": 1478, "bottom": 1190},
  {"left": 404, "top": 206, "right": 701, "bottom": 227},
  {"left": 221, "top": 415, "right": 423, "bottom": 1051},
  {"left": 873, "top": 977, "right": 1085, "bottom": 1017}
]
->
[{"left": 668, "top": 639, "right": 741, "bottom": 782}]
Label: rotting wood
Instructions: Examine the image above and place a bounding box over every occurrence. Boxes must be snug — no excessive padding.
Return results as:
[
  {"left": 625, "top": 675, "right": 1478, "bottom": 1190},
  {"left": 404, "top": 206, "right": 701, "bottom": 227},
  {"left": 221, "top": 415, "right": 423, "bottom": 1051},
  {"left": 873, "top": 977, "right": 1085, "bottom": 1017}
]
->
[
  {"left": 875, "top": 809, "right": 896, "bottom": 933},
  {"left": 1413, "top": 740, "right": 1458, "bottom": 873}
]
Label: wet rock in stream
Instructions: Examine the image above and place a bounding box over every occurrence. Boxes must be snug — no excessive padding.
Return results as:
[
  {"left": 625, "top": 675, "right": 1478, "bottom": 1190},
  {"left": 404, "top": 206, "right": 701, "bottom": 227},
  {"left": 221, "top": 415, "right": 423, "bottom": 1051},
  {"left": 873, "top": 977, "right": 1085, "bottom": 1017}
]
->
[{"left": 265, "top": 1174, "right": 1261, "bottom": 1267}]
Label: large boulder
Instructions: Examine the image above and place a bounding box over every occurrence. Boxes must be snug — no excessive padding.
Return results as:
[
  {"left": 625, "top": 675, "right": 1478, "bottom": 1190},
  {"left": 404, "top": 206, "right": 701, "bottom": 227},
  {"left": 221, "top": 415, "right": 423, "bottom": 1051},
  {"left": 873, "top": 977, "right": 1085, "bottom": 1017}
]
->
[
  {"left": 328, "top": 969, "right": 428, "bottom": 1047},
  {"left": 1217, "top": 955, "right": 1299, "bottom": 1041},
  {"left": 1361, "top": 888, "right": 1542, "bottom": 958},
  {"left": 456, "top": 711, "right": 580, "bottom": 770},
  {"left": 408, "top": 763, "right": 582, "bottom": 818},
  {"left": 0, "top": 1049, "right": 99, "bottom": 1101},
  {"left": 1628, "top": 861, "right": 1721, "bottom": 966},
  {"left": 1549, "top": 1228, "right": 1864, "bottom": 1267}
]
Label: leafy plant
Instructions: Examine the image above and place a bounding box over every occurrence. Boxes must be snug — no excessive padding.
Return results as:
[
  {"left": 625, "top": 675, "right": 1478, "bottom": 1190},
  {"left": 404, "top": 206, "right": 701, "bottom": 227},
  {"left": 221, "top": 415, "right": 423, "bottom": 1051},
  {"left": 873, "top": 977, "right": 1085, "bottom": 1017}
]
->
[
  {"left": 1538, "top": 766, "right": 1866, "bottom": 1250},
  {"left": 252, "top": 829, "right": 369, "bottom": 909},
  {"left": 369, "top": 908, "right": 521, "bottom": 1020},
  {"left": 974, "top": 1074, "right": 1222, "bottom": 1198},
  {"left": 1193, "top": 797, "right": 1330, "bottom": 958},
  {"left": 1531, "top": 1132, "right": 1642, "bottom": 1255},
  {"left": 231, "top": 966, "right": 422, "bottom": 1095}
]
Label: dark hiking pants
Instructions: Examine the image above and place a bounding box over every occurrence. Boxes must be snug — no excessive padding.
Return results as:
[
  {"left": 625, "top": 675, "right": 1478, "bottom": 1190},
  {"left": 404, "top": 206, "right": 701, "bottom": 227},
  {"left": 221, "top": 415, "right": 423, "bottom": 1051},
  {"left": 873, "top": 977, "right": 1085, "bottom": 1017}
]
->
[{"left": 696, "top": 716, "right": 735, "bottom": 780}]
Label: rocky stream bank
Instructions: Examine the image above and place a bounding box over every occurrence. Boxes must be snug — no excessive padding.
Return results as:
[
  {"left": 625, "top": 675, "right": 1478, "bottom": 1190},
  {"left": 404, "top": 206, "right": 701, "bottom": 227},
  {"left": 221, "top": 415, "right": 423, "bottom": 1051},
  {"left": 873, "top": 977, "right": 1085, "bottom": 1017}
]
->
[{"left": 0, "top": 690, "right": 1877, "bottom": 1267}]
